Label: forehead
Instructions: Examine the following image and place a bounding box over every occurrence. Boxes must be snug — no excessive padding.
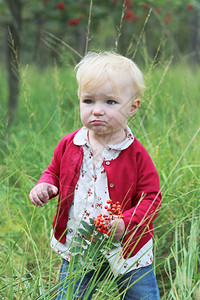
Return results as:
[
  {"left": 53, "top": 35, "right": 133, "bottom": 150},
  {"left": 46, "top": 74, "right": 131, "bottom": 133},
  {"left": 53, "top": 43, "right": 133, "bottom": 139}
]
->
[
  {"left": 80, "top": 71, "right": 133, "bottom": 95},
  {"left": 80, "top": 80, "right": 115, "bottom": 97},
  {"left": 80, "top": 76, "right": 133, "bottom": 101}
]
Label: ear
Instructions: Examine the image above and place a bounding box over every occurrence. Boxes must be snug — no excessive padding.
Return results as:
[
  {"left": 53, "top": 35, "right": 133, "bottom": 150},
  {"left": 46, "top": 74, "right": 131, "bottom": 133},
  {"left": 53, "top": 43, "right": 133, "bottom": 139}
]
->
[{"left": 129, "top": 97, "right": 140, "bottom": 116}]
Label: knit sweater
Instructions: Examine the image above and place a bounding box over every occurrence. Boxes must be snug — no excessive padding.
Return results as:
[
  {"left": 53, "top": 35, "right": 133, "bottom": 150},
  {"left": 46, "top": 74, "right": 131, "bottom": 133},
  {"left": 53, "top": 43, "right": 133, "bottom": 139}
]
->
[{"left": 37, "top": 129, "right": 162, "bottom": 258}]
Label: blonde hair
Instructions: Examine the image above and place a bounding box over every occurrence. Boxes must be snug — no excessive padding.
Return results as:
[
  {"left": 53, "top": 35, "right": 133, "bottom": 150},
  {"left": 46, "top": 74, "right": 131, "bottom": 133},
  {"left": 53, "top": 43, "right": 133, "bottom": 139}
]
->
[{"left": 75, "top": 52, "right": 145, "bottom": 99}]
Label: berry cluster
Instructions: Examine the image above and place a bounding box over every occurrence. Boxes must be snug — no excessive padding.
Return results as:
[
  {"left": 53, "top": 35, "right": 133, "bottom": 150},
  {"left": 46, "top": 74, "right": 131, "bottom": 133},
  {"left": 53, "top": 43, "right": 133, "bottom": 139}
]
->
[
  {"left": 94, "top": 199, "right": 124, "bottom": 235},
  {"left": 56, "top": 2, "right": 65, "bottom": 10}
]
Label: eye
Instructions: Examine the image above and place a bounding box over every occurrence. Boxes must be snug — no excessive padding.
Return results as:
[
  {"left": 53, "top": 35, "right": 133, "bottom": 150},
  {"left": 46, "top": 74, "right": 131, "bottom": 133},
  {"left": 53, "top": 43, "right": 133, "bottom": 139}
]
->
[
  {"left": 83, "top": 99, "right": 93, "bottom": 104},
  {"left": 107, "top": 100, "right": 116, "bottom": 105}
]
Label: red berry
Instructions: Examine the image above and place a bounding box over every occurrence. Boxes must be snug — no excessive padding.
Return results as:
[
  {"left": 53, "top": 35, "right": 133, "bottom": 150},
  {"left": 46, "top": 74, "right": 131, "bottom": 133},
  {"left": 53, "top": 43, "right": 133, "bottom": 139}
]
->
[
  {"left": 124, "top": 0, "right": 134, "bottom": 9},
  {"left": 164, "top": 18, "right": 171, "bottom": 24},
  {"left": 107, "top": 199, "right": 112, "bottom": 204},
  {"left": 91, "top": 235, "right": 95, "bottom": 242},
  {"left": 56, "top": 2, "right": 65, "bottom": 10},
  {"left": 166, "top": 13, "right": 172, "bottom": 18},
  {"left": 124, "top": 11, "right": 133, "bottom": 20},
  {"left": 164, "top": 12, "right": 172, "bottom": 24},
  {"left": 187, "top": 4, "right": 195, "bottom": 10},
  {"left": 155, "top": 8, "right": 162, "bottom": 14},
  {"left": 68, "top": 18, "right": 79, "bottom": 26}
]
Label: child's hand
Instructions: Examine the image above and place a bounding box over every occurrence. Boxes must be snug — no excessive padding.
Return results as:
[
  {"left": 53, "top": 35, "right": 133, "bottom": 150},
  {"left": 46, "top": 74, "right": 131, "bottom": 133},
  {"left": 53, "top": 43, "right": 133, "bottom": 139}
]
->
[
  {"left": 29, "top": 183, "right": 58, "bottom": 207},
  {"left": 108, "top": 215, "right": 125, "bottom": 240}
]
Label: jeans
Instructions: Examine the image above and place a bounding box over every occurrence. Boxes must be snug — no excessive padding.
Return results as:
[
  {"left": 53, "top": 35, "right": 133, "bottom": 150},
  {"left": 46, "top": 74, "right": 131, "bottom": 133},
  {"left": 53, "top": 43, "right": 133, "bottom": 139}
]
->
[{"left": 56, "top": 259, "right": 160, "bottom": 300}]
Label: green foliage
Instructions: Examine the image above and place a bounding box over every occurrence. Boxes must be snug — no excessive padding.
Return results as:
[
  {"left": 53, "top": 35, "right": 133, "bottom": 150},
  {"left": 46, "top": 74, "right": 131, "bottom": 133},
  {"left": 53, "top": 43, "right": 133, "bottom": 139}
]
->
[
  {"left": 166, "top": 216, "right": 200, "bottom": 300},
  {"left": 71, "top": 218, "right": 117, "bottom": 266}
]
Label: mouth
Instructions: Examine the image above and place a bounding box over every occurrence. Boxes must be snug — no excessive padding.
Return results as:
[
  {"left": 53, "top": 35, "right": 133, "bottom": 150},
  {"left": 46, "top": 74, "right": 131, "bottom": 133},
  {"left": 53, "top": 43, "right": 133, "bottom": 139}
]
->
[{"left": 90, "top": 120, "right": 106, "bottom": 125}]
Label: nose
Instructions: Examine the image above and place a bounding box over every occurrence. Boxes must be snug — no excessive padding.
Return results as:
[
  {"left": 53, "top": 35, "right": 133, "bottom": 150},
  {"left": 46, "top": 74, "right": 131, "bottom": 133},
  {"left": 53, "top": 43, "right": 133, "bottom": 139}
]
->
[{"left": 93, "top": 102, "right": 105, "bottom": 115}]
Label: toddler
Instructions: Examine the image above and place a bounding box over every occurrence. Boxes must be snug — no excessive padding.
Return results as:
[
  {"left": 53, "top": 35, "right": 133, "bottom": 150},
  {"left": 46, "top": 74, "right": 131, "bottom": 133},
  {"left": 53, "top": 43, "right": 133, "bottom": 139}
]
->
[{"left": 29, "top": 52, "right": 162, "bottom": 299}]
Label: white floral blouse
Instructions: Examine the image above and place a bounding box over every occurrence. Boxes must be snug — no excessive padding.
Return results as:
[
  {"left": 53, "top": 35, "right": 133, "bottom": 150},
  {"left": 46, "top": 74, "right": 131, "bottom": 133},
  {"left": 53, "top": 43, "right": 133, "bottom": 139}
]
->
[{"left": 50, "top": 126, "right": 153, "bottom": 276}]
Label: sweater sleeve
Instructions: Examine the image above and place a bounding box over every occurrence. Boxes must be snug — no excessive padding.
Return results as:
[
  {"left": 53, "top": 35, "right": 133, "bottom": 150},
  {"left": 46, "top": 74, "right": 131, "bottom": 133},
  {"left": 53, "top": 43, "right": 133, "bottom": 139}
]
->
[{"left": 122, "top": 145, "right": 162, "bottom": 234}]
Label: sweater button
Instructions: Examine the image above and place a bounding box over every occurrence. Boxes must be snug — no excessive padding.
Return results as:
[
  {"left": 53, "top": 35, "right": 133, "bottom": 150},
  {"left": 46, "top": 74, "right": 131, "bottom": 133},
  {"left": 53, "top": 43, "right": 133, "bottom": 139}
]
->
[
  {"left": 106, "top": 161, "right": 110, "bottom": 165},
  {"left": 110, "top": 183, "right": 114, "bottom": 188}
]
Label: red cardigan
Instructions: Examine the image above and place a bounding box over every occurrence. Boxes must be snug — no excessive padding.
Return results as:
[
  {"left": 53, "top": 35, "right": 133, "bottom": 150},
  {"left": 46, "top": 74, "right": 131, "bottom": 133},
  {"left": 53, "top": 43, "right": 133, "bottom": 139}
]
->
[{"left": 38, "top": 129, "right": 162, "bottom": 258}]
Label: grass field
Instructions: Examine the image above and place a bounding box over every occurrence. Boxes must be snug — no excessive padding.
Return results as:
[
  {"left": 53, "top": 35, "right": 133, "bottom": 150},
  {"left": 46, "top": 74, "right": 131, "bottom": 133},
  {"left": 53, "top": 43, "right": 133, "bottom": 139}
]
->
[{"left": 0, "top": 56, "right": 200, "bottom": 299}]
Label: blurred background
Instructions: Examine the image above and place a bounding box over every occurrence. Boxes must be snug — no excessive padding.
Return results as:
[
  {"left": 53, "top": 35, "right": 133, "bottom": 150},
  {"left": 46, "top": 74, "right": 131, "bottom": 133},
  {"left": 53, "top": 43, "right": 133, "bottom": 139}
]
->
[{"left": 0, "top": 0, "right": 199, "bottom": 126}]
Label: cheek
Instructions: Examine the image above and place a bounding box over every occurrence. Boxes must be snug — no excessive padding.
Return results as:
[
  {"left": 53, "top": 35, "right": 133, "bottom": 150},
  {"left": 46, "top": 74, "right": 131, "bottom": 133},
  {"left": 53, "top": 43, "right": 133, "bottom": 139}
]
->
[
  {"left": 79, "top": 106, "right": 84, "bottom": 120},
  {"left": 80, "top": 107, "right": 90, "bottom": 122},
  {"left": 116, "top": 107, "right": 129, "bottom": 120}
]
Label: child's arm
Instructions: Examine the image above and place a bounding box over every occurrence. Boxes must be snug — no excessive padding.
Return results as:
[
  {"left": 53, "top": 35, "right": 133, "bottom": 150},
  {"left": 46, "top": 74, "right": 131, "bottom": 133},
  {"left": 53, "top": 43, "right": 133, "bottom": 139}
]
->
[
  {"left": 29, "top": 136, "right": 67, "bottom": 207},
  {"left": 120, "top": 145, "right": 162, "bottom": 250},
  {"left": 29, "top": 183, "right": 58, "bottom": 207},
  {"left": 105, "top": 140, "right": 162, "bottom": 245}
]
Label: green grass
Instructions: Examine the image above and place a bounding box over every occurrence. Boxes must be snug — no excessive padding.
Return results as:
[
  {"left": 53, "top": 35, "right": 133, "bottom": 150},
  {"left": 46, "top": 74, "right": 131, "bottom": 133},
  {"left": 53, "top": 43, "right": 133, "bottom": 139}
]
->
[{"left": 0, "top": 59, "right": 200, "bottom": 299}]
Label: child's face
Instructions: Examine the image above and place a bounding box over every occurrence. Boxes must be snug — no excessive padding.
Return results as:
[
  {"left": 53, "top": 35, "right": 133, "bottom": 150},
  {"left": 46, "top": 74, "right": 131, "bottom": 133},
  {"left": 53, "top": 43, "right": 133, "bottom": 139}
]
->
[{"left": 79, "top": 75, "right": 140, "bottom": 140}]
